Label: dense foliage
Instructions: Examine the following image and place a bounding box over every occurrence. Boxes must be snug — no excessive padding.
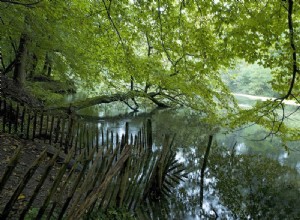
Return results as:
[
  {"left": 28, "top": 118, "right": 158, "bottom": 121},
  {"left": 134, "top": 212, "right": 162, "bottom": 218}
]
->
[
  {"left": 0, "top": 0, "right": 300, "bottom": 140},
  {"left": 222, "top": 61, "right": 277, "bottom": 97}
]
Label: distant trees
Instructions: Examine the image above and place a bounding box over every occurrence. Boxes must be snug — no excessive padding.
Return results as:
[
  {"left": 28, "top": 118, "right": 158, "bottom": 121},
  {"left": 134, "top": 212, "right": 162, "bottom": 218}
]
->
[{"left": 222, "top": 61, "right": 277, "bottom": 97}]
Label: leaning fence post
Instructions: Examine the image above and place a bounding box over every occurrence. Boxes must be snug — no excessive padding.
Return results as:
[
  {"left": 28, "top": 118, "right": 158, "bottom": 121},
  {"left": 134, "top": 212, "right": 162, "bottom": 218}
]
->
[
  {"left": 2, "top": 99, "right": 6, "bottom": 132},
  {"left": 1, "top": 150, "right": 47, "bottom": 219},
  {"left": 54, "top": 117, "right": 61, "bottom": 143},
  {"left": 20, "top": 106, "right": 26, "bottom": 136},
  {"left": 0, "top": 146, "right": 22, "bottom": 193},
  {"left": 49, "top": 115, "right": 55, "bottom": 144},
  {"left": 26, "top": 112, "right": 31, "bottom": 140},
  {"left": 14, "top": 103, "right": 19, "bottom": 133},
  {"left": 59, "top": 117, "right": 66, "bottom": 149},
  {"left": 8, "top": 101, "right": 12, "bottom": 133},
  {"left": 146, "top": 119, "right": 152, "bottom": 151},
  {"left": 65, "top": 111, "right": 75, "bottom": 154},
  {"left": 39, "top": 109, "right": 44, "bottom": 137},
  {"left": 19, "top": 150, "right": 60, "bottom": 219},
  {"left": 32, "top": 110, "right": 38, "bottom": 140}
]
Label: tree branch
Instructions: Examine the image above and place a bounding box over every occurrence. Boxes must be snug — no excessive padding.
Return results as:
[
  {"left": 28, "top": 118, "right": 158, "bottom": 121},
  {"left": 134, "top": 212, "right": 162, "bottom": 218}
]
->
[
  {"left": 47, "top": 90, "right": 170, "bottom": 112},
  {"left": 0, "top": 16, "right": 17, "bottom": 54},
  {"left": 0, "top": 0, "right": 41, "bottom": 7},
  {"left": 281, "top": 0, "right": 298, "bottom": 100},
  {"left": 157, "top": 0, "right": 174, "bottom": 65},
  {"left": 102, "top": 0, "right": 126, "bottom": 51}
]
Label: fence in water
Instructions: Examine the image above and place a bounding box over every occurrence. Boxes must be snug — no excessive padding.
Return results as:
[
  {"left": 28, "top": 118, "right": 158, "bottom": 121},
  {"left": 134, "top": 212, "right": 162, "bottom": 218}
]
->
[
  {"left": 0, "top": 98, "right": 153, "bottom": 154},
  {"left": 0, "top": 97, "right": 186, "bottom": 219}
]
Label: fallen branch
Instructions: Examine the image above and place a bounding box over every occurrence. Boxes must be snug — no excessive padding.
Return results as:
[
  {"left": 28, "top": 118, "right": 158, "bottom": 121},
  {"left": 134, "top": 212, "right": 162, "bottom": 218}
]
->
[{"left": 47, "top": 90, "right": 170, "bottom": 112}]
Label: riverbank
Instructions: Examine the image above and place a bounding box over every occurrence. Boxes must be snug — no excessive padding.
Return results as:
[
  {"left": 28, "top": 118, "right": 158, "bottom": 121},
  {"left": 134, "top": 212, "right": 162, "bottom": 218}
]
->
[{"left": 234, "top": 93, "right": 300, "bottom": 106}]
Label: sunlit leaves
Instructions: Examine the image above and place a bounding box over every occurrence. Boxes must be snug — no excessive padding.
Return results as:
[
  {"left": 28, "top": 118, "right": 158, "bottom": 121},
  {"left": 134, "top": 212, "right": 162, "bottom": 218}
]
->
[{"left": 1, "top": 0, "right": 300, "bottom": 137}]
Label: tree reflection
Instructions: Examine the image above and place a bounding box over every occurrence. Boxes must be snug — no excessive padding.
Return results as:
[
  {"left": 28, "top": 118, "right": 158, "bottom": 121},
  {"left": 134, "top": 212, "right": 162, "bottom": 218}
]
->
[{"left": 210, "top": 149, "right": 300, "bottom": 219}]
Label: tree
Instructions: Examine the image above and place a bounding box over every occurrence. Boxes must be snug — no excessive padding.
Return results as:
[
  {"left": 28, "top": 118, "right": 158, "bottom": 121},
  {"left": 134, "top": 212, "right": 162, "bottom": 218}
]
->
[{"left": 0, "top": 0, "right": 299, "bottom": 139}]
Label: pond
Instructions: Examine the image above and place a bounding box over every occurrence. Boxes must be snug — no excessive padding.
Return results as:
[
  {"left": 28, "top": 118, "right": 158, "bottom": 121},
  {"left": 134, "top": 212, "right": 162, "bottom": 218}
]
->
[{"left": 67, "top": 96, "right": 300, "bottom": 219}]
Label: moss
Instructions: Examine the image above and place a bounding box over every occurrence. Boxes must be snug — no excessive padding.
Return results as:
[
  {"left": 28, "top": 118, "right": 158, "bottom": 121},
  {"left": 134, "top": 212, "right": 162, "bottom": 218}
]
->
[{"left": 26, "top": 80, "right": 75, "bottom": 106}]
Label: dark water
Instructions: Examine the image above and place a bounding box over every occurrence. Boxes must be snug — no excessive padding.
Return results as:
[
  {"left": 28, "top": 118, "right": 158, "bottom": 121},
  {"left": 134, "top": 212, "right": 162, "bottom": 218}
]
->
[{"left": 66, "top": 95, "right": 300, "bottom": 219}]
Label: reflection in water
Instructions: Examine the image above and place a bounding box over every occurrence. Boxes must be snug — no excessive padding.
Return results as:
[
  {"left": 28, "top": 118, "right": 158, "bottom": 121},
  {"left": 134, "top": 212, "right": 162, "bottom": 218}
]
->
[
  {"left": 235, "top": 142, "right": 247, "bottom": 154},
  {"left": 77, "top": 105, "right": 300, "bottom": 219}
]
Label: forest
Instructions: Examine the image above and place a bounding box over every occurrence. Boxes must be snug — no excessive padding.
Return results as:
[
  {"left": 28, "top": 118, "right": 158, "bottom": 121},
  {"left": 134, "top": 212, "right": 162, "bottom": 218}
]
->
[{"left": 1, "top": 0, "right": 300, "bottom": 219}]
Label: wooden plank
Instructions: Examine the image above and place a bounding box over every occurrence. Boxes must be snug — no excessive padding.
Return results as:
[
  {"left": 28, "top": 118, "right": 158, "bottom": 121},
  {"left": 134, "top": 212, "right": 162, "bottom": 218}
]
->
[
  {"left": 54, "top": 117, "right": 61, "bottom": 143},
  {"left": 0, "top": 150, "right": 47, "bottom": 219},
  {"left": 59, "top": 117, "right": 66, "bottom": 149},
  {"left": 101, "top": 127, "right": 104, "bottom": 146},
  {"left": 2, "top": 99, "right": 6, "bottom": 132},
  {"left": 32, "top": 111, "right": 38, "bottom": 140},
  {"left": 44, "top": 114, "right": 49, "bottom": 143},
  {"left": 74, "top": 122, "right": 80, "bottom": 156},
  {"left": 20, "top": 106, "right": 26, "bottom": 135},
  {"left": 67, "top": 145, "right": 131, "bottom": 219},
  {"left": 8, "top": 101, "right": 12, "bottom": 133},
  {"left": 0, "top": 147, "right": 22, "bottom": 193},
  {"left": 14, "top": 103, "right": 19, "bottom": 133},
  {"left": 106, "top": 129, "right": 109, "bottom": 150},
  {"left": 64, "top": 115, "right": 74, "bottom": 154},
  {"left": 86, "top": 124, "right": 90, "bottom": 156},
  {"left": 26, "top": 112, "right": 31, "bottom": 140},
  {"left": 125, "top": 122, "right": 129, "bottom": 145},
  {"left": 68, "top": 148, "right": 105, "bottom": 214},
  {"left": 39, "top": 110, "right": 44, "bottom": 137},
  {"left": 36, "top": 148, "right": 75, "bottom": 219},
  {"left": 49, "top": 115, "right": 55, "bottom": 144},
  {"left": 57, "top": 150, "right": 93, "bottom": 220},
  {"left": 96, "top": 124, "right": 99, "bottom": 151},
  {"left": 146, "top": 119, "right": 153, "bottom": 151},
  {"left": 19, "top": 149, "right": 60, "bottom": 219}
]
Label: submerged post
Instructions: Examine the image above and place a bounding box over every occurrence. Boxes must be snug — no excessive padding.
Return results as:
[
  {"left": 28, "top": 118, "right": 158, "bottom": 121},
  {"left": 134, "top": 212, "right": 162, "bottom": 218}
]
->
[
  {"left": 146, "top": 119, "right": 152, "bottom": 151},
  {"left": 200, "top": 135, "right": 213, "bottom": 209}
]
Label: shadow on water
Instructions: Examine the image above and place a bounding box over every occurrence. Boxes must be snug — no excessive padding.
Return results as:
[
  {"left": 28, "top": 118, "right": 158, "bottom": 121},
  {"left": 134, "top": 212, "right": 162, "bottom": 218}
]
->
[{"left": 75, "top": 103, "right": 300, "bottom": 219}]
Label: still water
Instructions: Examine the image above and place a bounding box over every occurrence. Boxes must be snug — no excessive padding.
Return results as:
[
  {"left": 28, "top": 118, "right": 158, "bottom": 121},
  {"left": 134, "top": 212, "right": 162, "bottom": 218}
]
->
[{"left": 69, "top": 96, "right": 300, "bottom": 219}]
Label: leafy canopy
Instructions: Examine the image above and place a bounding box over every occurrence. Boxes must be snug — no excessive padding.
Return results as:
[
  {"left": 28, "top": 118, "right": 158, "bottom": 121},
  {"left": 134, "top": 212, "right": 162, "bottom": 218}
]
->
[{"left": 1, "top": 0, "right": 300, "bottom": 140}]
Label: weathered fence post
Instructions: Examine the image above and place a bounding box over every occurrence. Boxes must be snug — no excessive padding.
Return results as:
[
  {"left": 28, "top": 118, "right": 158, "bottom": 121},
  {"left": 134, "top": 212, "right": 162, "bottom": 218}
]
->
[
  {"left": 1, "top": 150, "right": 47, "bottom": 219},
  {"left": 8, "top": 101, "right": 12, "bottom": 133},
  {"left": 32, "top": 110, "right": 38, "bottom": 140},
  {"left": 0, "top": 146, "right": 22, "bottom": 193},
  {"left": 59, "top": 117, "right": 66, "bottom": 149},
  {"left": 39, "top": 109, "right": 44, "bottom": 137},
  {"left": 14, "top": 103, "right": 19, "bottom": 133},
  {"left": 65, "top": 113, "right": 74, "bottom": 154},
  {"left": 19, "top": 149, "right": 60, "bottom": 219},
  {"left": 49, "top": 115, "right": 55, "bottom": 144},
  {"left": 20, "top": 106, "right": 25, "bottom": 136},
  {"left": 54, "top": 117, "right": 61, "bottom": 143},
  {"left": 146, "top": 119, "right": 152, "bottom": 151},
  {"left": 26, "top": 112, "right": 31, "bottom": 139}
]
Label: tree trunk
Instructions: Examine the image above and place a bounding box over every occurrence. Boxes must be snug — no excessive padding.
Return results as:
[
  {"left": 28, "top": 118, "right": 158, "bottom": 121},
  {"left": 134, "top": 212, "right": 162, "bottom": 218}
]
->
[
  {"left": 47, "top": 90, "right": 170, "bottom": 112},
  {"left": 13, "top": 33, "right": 28, "bottom": 86},
  {"left": 42, "top": 53, "right": 52, "bottom": 77}
]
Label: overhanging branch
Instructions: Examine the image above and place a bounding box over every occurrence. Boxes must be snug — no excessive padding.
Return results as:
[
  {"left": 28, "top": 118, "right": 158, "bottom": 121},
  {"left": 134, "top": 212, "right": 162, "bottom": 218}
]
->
[
  {"left": 0, "top": 0, "right": 41, "bottom": 7},
  {"left": 280, "top": 0, "right": 298, "bottom": 100},
  {"left": 47, "top": 90, "right": 170, "bottom": 112}
]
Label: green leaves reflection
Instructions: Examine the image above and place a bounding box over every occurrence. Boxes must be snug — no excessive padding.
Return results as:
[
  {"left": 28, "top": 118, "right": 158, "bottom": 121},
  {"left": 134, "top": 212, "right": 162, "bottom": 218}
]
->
[{"left": 210, "top": 150, "right": 300, "bottom": 219}]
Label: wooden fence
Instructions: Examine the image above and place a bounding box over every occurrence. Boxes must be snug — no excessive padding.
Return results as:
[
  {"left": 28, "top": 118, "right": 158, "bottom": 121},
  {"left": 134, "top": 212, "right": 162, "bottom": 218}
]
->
[
  {"left": 0, "top": 98, "right": 153, "bottom": 155},
  {"left": 0, "top": 97, "right": 186, "bottom": 219}
]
